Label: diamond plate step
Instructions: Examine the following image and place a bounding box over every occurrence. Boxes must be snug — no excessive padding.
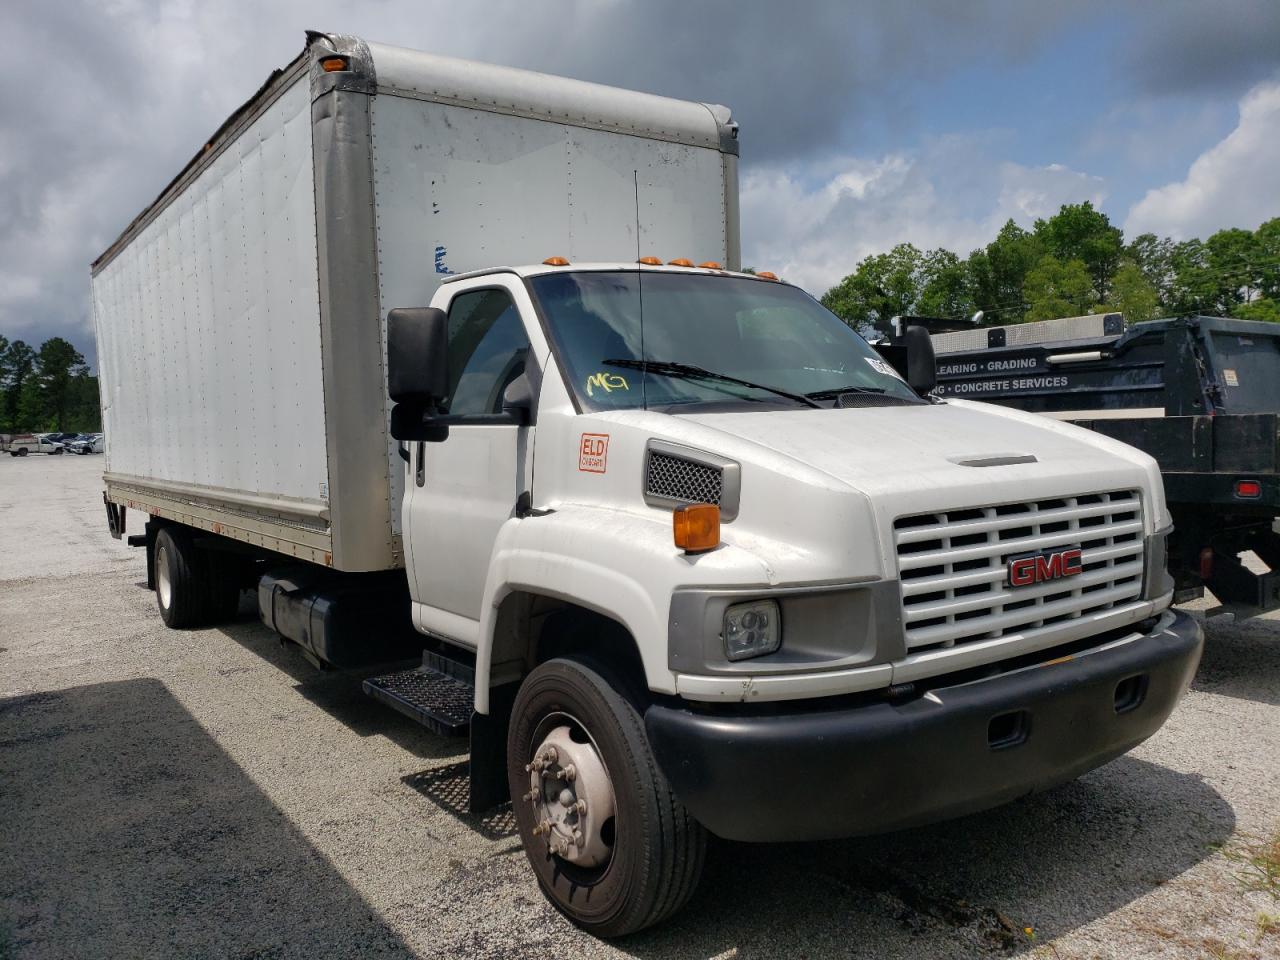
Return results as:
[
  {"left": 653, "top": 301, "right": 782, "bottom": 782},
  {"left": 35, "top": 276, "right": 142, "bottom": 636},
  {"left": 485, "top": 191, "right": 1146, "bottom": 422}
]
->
[{"left": 362, "top": 661, "right": 473, "bottom": 738}]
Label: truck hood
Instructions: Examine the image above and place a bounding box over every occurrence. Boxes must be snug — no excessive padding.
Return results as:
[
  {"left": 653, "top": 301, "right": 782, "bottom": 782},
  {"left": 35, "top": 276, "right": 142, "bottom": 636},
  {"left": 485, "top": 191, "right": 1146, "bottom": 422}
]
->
[{"left": 678, "top": 398, "right": 1164, "bottom": 524}]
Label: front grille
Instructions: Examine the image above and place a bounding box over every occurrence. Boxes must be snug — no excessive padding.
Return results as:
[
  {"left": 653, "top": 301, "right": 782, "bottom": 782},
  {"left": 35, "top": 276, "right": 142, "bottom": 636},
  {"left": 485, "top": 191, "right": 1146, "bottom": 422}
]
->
[
  {"left": 893, "top": 490, "right": 1144, "bottom": 652},
  {"left": 646, "top": 452, "right": 723, "bottom": 506}
]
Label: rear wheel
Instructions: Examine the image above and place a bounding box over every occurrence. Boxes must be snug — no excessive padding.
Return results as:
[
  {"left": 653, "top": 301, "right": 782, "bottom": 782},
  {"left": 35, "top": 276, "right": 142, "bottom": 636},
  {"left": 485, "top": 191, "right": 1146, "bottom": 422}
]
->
[
  {"left": 17, "top": 448, "right": 28, "bottom": 457},
  {"left": 153, "top": 526, "right": 242, "bottom": 628},
  {"left": 508, "top": 657, "right": 706, "bottom": 937}
]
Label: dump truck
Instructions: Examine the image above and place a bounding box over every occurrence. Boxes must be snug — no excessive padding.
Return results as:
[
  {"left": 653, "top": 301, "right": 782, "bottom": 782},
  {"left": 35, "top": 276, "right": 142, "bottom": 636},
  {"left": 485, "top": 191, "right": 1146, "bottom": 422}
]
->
[
  {"left": 91, "top": 33, "right": 1202, "bottom": 936},
  {"left": 933, "top": 312, "right": 1280, "bottom": 617}
]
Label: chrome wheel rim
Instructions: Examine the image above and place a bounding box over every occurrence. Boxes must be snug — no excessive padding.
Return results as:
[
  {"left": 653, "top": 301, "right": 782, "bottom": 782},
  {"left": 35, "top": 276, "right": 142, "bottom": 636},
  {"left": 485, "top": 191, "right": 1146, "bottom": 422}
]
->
[{"left": 156, "top": 544, "right": 172, "bottom": 610}]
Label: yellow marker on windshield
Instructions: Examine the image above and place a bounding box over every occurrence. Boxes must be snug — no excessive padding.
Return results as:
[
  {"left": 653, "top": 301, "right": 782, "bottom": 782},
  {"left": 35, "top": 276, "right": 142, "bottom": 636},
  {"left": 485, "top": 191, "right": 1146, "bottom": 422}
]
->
[{"left": 586, "top": 372, "right": 629, "bottom": 397}]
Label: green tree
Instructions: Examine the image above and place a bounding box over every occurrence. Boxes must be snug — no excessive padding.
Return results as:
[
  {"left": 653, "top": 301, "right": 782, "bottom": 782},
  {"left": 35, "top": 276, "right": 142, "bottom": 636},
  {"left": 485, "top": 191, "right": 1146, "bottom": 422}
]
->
[
  {"left": 917, "top": 248, "right": 973, "bottom": 319},
  {"left": 978, "top": 220, "right": 1044, "bottom": 323},
  {"left": 1023, "top": 256, "right": 1094, "bottom": 322},
  {"left": 33, "top": 337, "right": 88, "bottom": 432},
  {"left": 821, "top": 243, "right": 925, "bottom": 335},
  {"left": 1255, "top": 217, "right": 1280, "bottom": 301},
  {"left": 0, "top": 339, "right": 37, "bottom": 432},
  {"left": 1033, "top": 201, "right": 1124, "bottom": 305},
  {"left": 1205, "top": 227, "right": 1261, "bottom": 310},
  {"left": 1236, "top": 298, "right": 1280, "bottom": 322},
  {"left": 1166, "top": 240, "right": 1216, "bottom": 315},
  {"left": 1104, "top": 263, "right": 1161, "bottom": 324},
  {"left": 1126, "top": 233, "right": 1176, "bottom": 306}
]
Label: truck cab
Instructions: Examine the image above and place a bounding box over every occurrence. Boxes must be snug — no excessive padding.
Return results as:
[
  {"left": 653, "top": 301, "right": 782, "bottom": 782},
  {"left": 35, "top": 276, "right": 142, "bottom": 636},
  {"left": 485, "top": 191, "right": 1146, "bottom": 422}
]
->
[{"left": 380, "top": 259, "right": 1202, "bottom": 935}]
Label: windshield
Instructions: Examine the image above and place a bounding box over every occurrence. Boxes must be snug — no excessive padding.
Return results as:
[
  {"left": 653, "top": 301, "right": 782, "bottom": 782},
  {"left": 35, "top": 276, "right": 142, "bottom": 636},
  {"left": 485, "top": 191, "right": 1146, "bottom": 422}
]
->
[{"left": 528, "top": 270, "right": 921, "bottom": 411}]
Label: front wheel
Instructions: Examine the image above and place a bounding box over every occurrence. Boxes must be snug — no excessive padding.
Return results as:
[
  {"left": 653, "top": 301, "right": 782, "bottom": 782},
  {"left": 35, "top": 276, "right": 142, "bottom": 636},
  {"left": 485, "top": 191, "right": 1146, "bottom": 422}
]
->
[{"left": 507, "top": 657, "right": 706, "bottom": 937}]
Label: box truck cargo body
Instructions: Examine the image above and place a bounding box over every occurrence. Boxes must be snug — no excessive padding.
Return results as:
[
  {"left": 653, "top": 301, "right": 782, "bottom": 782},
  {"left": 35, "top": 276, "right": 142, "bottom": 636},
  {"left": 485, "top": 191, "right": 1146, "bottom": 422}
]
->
[
  {"left": 92, "top": 33, "right": 1201, "bottom": 937},
  {"left": 92, "top": 33, "right": 738, "bottom": 571}
]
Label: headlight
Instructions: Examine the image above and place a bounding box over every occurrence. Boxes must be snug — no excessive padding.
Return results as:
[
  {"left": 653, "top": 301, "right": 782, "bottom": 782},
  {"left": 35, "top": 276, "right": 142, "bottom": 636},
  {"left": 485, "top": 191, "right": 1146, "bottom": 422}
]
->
[{"left": 723, "top": 600, "right": 781, "bottom": 661}]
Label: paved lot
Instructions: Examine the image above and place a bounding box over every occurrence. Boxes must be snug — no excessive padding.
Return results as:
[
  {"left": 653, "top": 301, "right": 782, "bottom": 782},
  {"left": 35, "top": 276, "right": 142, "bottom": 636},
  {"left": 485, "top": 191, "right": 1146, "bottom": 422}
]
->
[{"left": 1, "top": 455, "right": 1278, "bottom": 959}]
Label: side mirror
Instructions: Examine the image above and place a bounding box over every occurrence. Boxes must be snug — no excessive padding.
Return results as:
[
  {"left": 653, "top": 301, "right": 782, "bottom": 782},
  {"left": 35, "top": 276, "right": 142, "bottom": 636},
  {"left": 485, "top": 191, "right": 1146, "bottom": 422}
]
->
[
  {"left": 388, "top": 307, "right": 448, "bottom": 402},
  {"left": 876, "top": 325, "right": 936, "bottom": 396},
  {"left": 901, "top": 324, "right": 936, "bottom": 396},
  {"left": 501, "top": 373, "right": 533, "bottom": 424}
]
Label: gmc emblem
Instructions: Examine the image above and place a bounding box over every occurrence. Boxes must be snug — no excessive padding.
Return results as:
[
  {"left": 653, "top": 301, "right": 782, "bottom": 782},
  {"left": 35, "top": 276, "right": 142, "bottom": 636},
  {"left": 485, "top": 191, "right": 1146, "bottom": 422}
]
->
[{"left": 1008, "top": 548, "right": 1083, "bottom": 587}]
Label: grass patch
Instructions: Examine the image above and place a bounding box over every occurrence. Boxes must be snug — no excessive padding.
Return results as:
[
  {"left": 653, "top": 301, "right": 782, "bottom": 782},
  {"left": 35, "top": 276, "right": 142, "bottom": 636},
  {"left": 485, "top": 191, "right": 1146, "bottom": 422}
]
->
[{"left": 1224, "top": 829, "right": 1280, "bottom": 901}]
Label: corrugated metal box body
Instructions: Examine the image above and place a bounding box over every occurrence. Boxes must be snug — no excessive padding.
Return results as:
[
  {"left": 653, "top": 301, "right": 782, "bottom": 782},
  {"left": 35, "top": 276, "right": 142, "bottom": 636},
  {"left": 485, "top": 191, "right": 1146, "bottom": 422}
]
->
[
  {"left": 93, "top": 78, "right": 325, "bottom": 502},
  {"left": 91, "top": 35, "right": 736, "bottom": 572}
]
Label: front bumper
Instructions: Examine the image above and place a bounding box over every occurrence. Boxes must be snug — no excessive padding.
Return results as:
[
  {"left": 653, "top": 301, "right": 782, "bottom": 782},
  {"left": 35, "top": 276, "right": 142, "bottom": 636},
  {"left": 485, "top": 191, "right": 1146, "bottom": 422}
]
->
[{"left": 645, "top": 609, "right": 1202, "bottom": 842}]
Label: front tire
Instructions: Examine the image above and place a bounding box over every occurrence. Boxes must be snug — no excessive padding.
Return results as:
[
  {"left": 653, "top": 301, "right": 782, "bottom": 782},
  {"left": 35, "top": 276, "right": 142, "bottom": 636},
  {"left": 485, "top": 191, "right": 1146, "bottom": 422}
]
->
[{"left": 508, "top": 657, "right": 705, "bottom": 937}]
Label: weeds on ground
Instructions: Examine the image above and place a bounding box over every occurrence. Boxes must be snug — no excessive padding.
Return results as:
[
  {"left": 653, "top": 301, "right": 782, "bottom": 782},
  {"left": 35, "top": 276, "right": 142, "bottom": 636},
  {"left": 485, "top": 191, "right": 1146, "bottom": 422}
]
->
[{"left": 1223, "top": 829, "right": 1280, "bottom": 901}]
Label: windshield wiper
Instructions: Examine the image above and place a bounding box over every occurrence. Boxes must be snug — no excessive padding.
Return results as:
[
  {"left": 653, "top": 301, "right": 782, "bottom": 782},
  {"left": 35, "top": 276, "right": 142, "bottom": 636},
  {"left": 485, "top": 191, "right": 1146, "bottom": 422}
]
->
[
  {"left": 804, "top": 385, "right": 887, "bottom": 401},
  {"left": 603, "top": 359, "right": 821, "bottom": 408}
]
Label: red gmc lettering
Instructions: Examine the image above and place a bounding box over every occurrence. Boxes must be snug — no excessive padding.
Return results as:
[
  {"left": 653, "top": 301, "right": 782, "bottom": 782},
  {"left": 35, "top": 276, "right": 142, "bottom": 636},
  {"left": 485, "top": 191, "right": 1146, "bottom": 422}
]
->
[{"left": 1009, "top": 548, "right": 1083, "bottom": 586}]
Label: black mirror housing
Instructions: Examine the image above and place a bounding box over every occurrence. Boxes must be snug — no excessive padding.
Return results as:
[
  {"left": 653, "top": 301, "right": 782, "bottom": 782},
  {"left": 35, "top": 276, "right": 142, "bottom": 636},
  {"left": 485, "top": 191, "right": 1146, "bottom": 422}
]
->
[
  {"left": 390, "top": 401, "right": 450, "bottom": 443},
  {"left": 388, "top": 307, "right": 448, "bottom": 402},
  {"left": 877, "top": 325, "right": 936, "bottom": 396}
]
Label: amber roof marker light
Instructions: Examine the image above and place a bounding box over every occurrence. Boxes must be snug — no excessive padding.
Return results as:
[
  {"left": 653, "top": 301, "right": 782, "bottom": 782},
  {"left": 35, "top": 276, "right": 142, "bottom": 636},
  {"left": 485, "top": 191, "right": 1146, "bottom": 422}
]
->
[
  {"left": 320, "top": 56, "right": 349, "bottom": 73},
  {"left": 756, "top": 271, "right": 779, "bottom": 281},
  {"left": 667, "top": 258, "right": 695, "bottom": 267},
  {"left": 637, "top": 256, "right": 663, "bottom": 265},
  {"left": 542, "top": 256, "right": 570, "bottom": 266},
  {"left": 698, "top": 261, "right": 724, "bottom": 270}
]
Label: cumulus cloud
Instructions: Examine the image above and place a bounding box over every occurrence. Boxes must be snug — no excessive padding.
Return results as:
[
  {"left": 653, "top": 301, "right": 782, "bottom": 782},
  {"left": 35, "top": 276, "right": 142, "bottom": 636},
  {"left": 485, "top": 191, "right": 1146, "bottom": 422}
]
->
[
  {"left": 1125, "top": 80, "right": 1280, "bottom": 239},
  {"left": 741, "top": 138, "right": 1107, "bottom": 295},
  {"left": 2, "top": 0, "right": 1276, "bottom": 366}
]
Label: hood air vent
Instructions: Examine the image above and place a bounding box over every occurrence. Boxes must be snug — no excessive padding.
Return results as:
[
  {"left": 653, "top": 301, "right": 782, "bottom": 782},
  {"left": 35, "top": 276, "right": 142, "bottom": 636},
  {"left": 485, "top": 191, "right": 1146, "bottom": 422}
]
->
[{"left": 643, "top": 440, "right": 741, "bottom": 521}]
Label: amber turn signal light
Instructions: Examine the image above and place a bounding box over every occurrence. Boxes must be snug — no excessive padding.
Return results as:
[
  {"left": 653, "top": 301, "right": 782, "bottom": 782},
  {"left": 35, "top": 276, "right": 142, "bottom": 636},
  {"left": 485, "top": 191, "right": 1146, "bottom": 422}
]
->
[
  {"left": 320, "top": 56, "right": 349, "bottom": 73},
  {"left": 673, "top": 503, "right": 720, "bottom": 553}
]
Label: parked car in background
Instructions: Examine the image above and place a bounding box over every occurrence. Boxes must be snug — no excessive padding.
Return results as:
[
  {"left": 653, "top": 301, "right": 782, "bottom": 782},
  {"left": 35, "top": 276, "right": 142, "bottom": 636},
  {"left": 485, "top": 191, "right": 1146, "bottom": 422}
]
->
[
  {"left": 7, "top": 434, "right": 66, "bottom": 456},
  {"left": 65, "top": 434, "right": 104, "bottom": 455}
]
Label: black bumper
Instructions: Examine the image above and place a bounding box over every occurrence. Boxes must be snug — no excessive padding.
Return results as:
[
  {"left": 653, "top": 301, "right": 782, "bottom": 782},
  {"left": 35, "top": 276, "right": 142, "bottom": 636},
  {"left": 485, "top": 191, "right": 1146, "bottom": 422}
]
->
[{"left": 645, "top": 610, "right": 1202, "bottom": 842}]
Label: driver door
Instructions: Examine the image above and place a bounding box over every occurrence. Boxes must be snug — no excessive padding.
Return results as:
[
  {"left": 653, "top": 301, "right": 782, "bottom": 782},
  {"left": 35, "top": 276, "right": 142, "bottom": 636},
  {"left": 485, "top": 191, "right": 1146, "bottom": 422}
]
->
[{"left": 403, "top": 279, "right": 536, "bottom": 647}]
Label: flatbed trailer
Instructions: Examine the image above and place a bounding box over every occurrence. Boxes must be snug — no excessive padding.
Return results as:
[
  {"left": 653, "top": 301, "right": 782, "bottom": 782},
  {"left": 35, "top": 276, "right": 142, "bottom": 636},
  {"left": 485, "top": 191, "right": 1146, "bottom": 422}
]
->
[{"left": 933, "top": 313, "right": 1280, "bottom": 616}]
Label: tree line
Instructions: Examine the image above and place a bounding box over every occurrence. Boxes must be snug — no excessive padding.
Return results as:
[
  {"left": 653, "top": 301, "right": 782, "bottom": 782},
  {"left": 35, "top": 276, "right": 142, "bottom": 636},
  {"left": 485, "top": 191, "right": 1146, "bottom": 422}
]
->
[
  {"left": 820, "top": 202, "right": 1280, "bottom": 335},
  {"left": 0, "top": 336, "right": 101, "bottom": 435}
]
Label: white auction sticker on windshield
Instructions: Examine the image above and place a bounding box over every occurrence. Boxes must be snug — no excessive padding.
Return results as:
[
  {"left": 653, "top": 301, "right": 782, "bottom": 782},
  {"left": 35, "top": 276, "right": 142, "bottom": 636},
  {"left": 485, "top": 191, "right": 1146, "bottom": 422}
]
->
[{"left": 864, "top": 356, "right": 903, "bottom": 379}]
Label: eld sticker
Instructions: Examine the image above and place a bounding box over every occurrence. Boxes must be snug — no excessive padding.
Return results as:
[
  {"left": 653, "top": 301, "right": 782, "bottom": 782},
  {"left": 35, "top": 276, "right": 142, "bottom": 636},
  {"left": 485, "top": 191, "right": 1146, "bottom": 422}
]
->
[
  {"left": 1223, "top": 368, "right": 1239, "bottom": 387},
  {"left": 586, "top": 372, "right": 629, "bottom": 397},
  {"left": 579, "top": 433, "right": 609, "bottom": 473},
  {"left": 864, "top": 356, "right": 903, "bottom": 379}
]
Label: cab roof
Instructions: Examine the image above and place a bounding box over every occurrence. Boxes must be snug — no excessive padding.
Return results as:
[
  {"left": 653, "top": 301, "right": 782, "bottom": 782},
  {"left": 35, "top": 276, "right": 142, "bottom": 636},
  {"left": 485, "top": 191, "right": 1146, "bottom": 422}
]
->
[{"left": 441, "top": 262, "right": 787, "bottom": 284}]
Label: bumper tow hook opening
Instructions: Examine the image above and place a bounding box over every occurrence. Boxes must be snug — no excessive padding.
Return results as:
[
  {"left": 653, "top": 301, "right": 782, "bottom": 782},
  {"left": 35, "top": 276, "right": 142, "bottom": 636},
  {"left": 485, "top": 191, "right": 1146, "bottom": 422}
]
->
[
  {"left": 1113, "top": 674, "right": 1149, "bottom": 715},
  {"left": 987, "top": 710, "right": 1029, "bottom": 750}
]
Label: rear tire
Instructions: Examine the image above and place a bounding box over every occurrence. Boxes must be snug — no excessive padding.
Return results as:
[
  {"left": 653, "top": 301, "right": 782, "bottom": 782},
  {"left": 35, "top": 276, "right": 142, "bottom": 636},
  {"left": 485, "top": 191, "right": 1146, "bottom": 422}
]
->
[
  {"left": 154, "top": 526, "right": 242, "bottom": 628},
  {"left": 508, "top": 656, "right": 706, "bottom": 937},
  {"left": 17, "top": 448, "right": 28, "bottom": 457}
]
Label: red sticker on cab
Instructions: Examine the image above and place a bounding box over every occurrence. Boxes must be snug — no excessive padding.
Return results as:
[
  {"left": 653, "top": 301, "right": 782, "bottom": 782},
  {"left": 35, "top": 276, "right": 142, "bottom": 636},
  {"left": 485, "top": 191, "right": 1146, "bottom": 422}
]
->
[{"left": 579, "top": 433, "right": 609, "bottom": 473}]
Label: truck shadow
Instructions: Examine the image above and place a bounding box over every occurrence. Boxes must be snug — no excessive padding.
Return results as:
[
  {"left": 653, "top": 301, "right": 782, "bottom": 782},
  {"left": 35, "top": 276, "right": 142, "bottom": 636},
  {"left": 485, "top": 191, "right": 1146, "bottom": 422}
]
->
[
  {"left": 214, "top": 600, "right": 467, "bottom": 763},
  {"left": 622, "top": 756, "right": 1234, "bottom": 959},
  {"left": 0, "top": 679, "right": 417, "bottom": 959},
  {"left": 1191, "top": 610, "right": 1280, "bottom": 707}
]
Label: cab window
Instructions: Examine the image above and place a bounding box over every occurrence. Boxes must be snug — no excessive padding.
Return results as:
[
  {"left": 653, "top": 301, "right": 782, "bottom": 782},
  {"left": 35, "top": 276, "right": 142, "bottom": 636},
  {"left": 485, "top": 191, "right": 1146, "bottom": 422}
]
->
[{"left": 442, "top": 288, "right": 530, "bottom": 416}]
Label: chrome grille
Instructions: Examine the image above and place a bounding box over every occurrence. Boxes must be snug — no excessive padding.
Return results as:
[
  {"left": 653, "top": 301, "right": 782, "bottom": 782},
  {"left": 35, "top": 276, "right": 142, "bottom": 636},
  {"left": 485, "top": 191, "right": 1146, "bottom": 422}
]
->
[
  {"left": 894, "top": 490, "right": 1144, "bottom": 652},
  {"left": 646, "top": 452, "right": 723, "bottom": 506}
]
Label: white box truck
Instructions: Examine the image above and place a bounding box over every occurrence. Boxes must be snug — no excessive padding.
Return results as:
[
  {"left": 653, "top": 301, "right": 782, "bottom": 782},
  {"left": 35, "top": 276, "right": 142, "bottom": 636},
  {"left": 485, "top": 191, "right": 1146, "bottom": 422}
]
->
[{"left": 92, "top": 32, "right": 1202, "bottom": 936}]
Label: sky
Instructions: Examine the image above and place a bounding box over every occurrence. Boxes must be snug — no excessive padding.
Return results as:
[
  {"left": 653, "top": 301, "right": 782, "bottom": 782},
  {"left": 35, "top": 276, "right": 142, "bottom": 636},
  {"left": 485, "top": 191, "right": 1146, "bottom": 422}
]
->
[{"left": 2, "top": 0, "right": 1279, "bottom": 371}]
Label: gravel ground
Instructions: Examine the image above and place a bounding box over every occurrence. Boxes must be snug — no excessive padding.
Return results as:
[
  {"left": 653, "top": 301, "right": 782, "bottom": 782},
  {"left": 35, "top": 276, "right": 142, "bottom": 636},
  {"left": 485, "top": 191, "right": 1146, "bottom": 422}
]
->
[{"left": 1, "top": 455, "right": 1277, "bottom": 960}]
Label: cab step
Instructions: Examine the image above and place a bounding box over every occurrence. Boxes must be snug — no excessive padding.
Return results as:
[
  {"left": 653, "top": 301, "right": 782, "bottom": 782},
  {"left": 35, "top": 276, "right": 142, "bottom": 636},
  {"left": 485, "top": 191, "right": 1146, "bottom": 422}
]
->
[{"left": 362, "top": 651, "right": 474, "bottom": 738}]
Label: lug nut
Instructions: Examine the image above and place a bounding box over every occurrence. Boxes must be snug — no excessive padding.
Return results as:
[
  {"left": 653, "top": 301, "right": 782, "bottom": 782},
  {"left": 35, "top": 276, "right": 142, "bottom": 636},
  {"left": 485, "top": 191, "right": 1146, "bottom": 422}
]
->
[
  {"left": 530, "top": 786, "right": 541, "bottom": 801},
  {"left": 543, "top": 746, "right": 558, "bottom": 762},
  {"left": 574, "top": 799, "right": 588, "bottom": 815},
  {"left": 574, "top": 830, "right": 585, "bottom": 848},
  {"left": 563, "top": 764, "right": 577, "bottom": 782}
]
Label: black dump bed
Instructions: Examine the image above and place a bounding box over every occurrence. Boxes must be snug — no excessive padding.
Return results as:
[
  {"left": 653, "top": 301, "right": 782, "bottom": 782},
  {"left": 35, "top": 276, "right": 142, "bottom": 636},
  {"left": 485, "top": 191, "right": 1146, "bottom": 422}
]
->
[{"left": 932, "top": 313, "right": 1280, "bottom": 615}]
